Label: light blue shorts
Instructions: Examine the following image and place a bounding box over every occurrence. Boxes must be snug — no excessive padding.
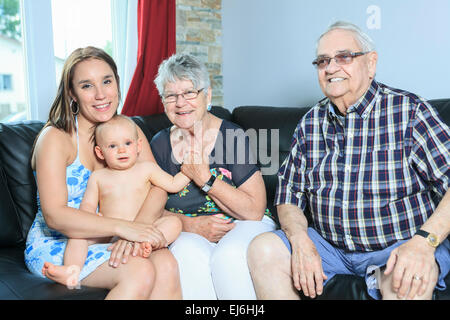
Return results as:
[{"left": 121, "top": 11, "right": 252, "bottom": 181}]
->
[{"left": 273, "top": 228, "right": 450, "bottom": 299}]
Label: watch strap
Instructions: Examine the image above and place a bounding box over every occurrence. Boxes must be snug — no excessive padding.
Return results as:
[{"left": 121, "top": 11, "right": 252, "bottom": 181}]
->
[
  {"left": 415, "top": 229, "right": 429, "bottom": 239},
  {"left": 415, "top": 229, "right": 439, "bottom": 248},
  {"left": 201, "top": 174, "right": 216, "bottom": 193}
]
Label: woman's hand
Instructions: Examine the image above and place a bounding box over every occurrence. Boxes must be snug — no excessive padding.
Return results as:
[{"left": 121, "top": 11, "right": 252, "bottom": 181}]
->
[
  {"left": 184, "top": 214, "right": 235, "bottom": 243},
  {"left": 181, "top": 149, "right": 211, "bottom": 187},
  {"left": 107, "top": 239, "right": 139, "bottom": 267},
  {"left": 116, "top": 220, "right": 167, "bottom": 245},
  {"left": 108, "top": 221, "right": 168, "bottom": 267}
]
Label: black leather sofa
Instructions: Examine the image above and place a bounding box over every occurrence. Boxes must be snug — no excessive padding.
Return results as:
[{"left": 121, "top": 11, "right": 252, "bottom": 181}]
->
[{"left": 0, "top": 101, "right": 449, "bottom": 300}]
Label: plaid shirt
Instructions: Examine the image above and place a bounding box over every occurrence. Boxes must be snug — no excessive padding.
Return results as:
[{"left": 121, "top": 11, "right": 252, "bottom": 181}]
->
[{"left": 275, "top": 80, "right": 450, "bottom": 252}]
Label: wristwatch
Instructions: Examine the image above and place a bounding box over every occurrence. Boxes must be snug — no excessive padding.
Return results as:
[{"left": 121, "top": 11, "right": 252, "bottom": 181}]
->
[
  {"left": 415, "top": 229, "right": 440, "bottom": 248},
  {"left": 201, "top": 174, "right": 216, "bottom": 193}
]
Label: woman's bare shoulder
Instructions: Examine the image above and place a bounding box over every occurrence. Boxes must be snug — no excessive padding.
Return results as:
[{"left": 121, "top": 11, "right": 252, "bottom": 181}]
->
[
  {"left": 32, "top": 126, "right": 74, "bottom": 168},
  {"left": 37, "top": 125, "right": 72, "bottom": 144}
]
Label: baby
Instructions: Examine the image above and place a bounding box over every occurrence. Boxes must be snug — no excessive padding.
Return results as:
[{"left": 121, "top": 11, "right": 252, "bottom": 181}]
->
[{"left": 42, "top": 114, "right": 188, "bottom": 288}]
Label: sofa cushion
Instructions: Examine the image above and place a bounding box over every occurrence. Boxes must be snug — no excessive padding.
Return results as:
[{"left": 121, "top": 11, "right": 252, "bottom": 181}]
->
[{"left": 0, "top": 247, "right": 107, "bottom": 299}]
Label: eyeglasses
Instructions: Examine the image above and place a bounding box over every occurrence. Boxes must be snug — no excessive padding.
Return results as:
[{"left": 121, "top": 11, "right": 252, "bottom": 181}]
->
[
  {"left": 162, "top": 88, "right": 204, "bottom": 104},
  {"left": 312, "top": 51, "right": 368, "bottom": 69}
]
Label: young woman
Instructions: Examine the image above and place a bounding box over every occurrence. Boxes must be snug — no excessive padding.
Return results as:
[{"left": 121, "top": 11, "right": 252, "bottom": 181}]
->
[{"left": 25, "top": 47, "right": 181, "bottom": 299}]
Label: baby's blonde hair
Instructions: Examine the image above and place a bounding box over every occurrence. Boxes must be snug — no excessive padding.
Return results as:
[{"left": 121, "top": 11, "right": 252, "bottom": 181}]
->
[{"left": 94, "top": 114, "right": 138, "bottom": 146}]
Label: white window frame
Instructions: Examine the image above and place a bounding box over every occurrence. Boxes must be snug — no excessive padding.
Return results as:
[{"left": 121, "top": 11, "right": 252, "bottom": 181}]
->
[
  {"left": 111, "top": 0, "right": 138, "bottom": 113},
  {"left": 21, "top": 0, "right": 56, "bottom": 122}
]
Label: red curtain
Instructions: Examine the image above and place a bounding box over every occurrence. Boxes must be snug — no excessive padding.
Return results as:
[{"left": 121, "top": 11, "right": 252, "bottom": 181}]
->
[{"left": 121, "top": 0, "right": 176, "bottom": 116}]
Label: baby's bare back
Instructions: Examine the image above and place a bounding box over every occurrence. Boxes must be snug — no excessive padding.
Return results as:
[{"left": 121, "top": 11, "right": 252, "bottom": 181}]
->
[{"left": 96, "top": 164, "right": 151, "bottom": 221}]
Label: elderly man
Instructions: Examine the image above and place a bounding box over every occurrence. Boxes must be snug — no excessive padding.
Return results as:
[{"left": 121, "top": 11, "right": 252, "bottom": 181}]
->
[{"left": 247, "top": 21, "right": 450, "bottom": 300}]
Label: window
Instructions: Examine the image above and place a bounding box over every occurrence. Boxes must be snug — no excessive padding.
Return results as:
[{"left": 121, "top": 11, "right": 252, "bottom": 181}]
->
[
  {"left": 0, "top": 74, "right": 13, "bottom": 91},
  {"left": 51, "top": 0, "right": 113, "bottom": 83},
  {"left": 0, "top": 0, "right": 26, "bottom": 122},
  {"left": 1, "top": 0, "right": 136, "bottom": 123}
]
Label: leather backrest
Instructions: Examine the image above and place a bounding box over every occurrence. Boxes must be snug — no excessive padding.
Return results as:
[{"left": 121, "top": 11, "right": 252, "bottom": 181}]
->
[
  {"left": 0, "top": 121, "right": 44, "bottom": 246},
  {"left": 0, "top": 164, "right": 22, "bottom": 247},
  {"left": 430, "top": 99, "right": 450, "bottom": 125},
  {"left": 231, "top": 106, "right": 311, "bottom": 222}
]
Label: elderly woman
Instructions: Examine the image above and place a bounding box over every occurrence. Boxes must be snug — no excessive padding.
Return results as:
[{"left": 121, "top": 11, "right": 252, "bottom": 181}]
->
[{"left": 151, "top": 53, "right": 276, "bottom": 299}]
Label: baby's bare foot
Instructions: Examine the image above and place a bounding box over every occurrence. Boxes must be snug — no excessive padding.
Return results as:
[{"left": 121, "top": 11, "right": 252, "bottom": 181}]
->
[
  {"left": 42, "top": 262, "right": 81, "bottom": 289},
  {"left": 140, "top": 242, "right": 152, "bottom": 258}
]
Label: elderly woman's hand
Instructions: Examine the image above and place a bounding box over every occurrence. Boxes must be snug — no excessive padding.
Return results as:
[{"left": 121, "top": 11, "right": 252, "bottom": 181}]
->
[
  {"left": 181, "top": 149, "right": 211, "bottom": 187},
  {"left": 185, "top": 214, "right": 235, "bottom": 243}
]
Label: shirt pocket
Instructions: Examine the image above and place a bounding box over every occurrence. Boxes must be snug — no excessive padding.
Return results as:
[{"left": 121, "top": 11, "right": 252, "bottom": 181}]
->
[{"left": 361, "top": 146, "right": 408, "bottom": 201}]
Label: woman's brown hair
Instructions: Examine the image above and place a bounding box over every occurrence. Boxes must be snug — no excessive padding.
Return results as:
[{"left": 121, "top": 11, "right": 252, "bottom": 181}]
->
[
  {"left": 46, "top": 46, "right": 121, "bottom": 134},
  {"left": 31, "top": 47, "right": 120, "bottom": 161}
]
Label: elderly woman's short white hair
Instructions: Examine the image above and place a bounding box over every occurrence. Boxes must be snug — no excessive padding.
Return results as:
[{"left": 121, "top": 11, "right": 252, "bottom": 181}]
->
[
  {"left": 154, "top": 53, "right": 211, "bottom": 96},
  {"left": 316, "top": 21, "right": 376, "bottom": 54}
]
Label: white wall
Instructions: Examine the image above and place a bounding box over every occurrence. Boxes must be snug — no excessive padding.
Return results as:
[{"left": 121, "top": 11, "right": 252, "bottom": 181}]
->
[{"left": 222, "top": 0, "right": 450, "bottom": 110}]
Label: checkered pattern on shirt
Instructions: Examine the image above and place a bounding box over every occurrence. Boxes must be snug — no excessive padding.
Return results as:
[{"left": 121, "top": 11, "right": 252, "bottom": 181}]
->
[{"left": 275, "top": 80, "right": 450, "bottom": 252}]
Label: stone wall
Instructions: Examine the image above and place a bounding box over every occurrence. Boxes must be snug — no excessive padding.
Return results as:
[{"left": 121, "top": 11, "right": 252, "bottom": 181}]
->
[{"left": 176, "top": 0, "right": 223, "bottom": 106}]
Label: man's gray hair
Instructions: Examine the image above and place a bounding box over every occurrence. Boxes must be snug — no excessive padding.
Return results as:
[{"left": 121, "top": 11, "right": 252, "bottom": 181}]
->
[
  {"left": 154, "top": 53, "right": 211, "bottom": 96},
  {"left": 316, "top": 21, "right": 376, "bottom": 54}
]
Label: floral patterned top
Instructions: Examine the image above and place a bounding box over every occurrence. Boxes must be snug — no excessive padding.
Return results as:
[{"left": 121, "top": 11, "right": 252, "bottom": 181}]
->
[{"left": 150, "top": 120, "right": 272, "bottom": 220}]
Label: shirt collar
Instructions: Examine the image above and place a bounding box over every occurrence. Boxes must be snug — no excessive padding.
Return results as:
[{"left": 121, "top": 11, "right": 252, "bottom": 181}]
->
[
  {"left": 328, "top": 103, "right": 345, "bottom": 124},
  {"left": 327, "top": 79, "right": 380, "bottom": 120}
]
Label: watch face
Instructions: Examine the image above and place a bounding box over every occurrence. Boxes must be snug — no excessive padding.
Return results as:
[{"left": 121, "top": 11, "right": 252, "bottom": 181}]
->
[{"left": 428, "top": 234, "right": 439, "bottom": 247}]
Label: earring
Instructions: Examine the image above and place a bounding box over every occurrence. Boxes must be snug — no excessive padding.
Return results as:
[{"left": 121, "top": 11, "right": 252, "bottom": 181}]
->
[
  {"left": 70, "top": 99, "right": 79, "bottom": 115},
  {"left": 207, "top": 104, "right": 212, "bottom": 111}
]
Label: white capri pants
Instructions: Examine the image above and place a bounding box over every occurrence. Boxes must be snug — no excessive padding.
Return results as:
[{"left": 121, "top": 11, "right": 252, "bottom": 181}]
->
[{"left": 169, "top": 215, "right": 276, "bottom": 300}]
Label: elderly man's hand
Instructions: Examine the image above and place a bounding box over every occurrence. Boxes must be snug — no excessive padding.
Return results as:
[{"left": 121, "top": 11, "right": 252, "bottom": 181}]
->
[
  {"left": 290, "top": 233, "right": 327, "bottom": 299},
  {"left": 384, "top": 236, "right": 438, "bottom": 299}
]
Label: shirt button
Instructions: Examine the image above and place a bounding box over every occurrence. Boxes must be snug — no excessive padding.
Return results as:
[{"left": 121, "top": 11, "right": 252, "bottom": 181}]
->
[
  {"left": 342, "top": 201, "right": 348, "bottom": 208},
  {"left": 345, "top": 164, "right": 351, "bottom": 172},
  {"left": 348, "top": 132, "right": 354, "bottom": 138}
]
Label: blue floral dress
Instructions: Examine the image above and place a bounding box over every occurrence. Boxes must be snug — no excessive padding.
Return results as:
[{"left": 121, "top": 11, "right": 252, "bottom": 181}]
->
[{"left": 24, "top": 118, "right": 111, "bottom": 281}]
